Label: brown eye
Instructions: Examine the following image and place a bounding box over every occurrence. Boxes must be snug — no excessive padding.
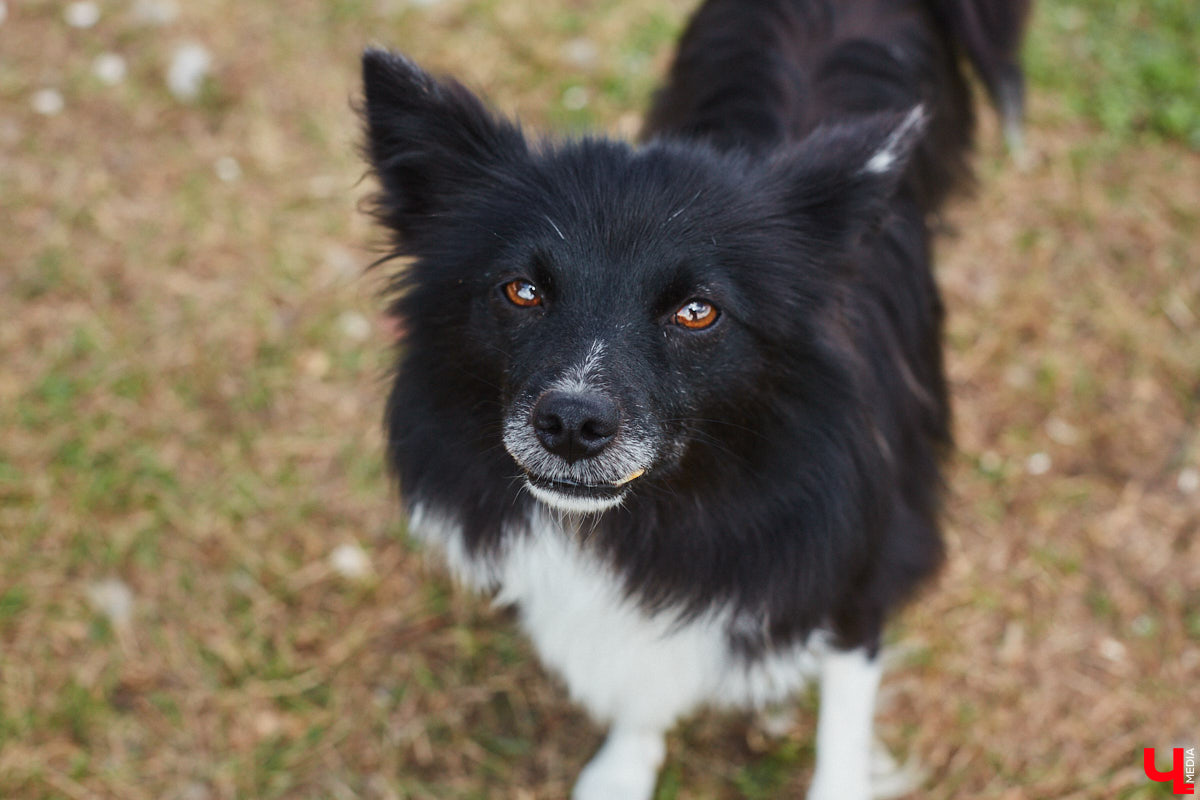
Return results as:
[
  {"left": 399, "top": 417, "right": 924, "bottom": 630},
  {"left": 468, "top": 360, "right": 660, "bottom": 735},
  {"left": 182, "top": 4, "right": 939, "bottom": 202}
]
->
[
  {"left": 503, "top": 279, "right": 542, "bottom": 308},
  {"left": 674, "top": 299, "right": 718, "bottom": 330}
]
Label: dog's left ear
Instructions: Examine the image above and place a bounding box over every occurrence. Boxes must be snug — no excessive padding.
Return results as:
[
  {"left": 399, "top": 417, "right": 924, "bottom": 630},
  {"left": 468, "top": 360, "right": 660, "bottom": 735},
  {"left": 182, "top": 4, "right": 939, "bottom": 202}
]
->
[
  {"left": 361, "top": 49, "right": 528, "bottom": 243},
  {"left": 780, "top": 106, "right": 927, "bottom": 255}
]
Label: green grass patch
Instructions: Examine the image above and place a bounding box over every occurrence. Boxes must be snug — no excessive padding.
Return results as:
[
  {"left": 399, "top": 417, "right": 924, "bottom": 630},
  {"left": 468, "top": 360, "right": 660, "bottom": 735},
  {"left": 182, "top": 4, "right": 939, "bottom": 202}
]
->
[
  {"left": 1026, "top": 0, "right": 1200, "bottom": 148},
  {"left": 732, "top": 738, "right": 806, "bottom": 799},
  {"left": 0, "top": 586, "right": 29, "bottom": 624}
]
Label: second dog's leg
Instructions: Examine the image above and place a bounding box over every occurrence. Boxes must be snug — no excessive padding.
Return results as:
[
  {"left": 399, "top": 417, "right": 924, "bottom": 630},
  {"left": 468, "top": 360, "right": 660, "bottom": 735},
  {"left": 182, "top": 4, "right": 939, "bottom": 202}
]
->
[
  {"left": 807, "top": 646, "right": 881, "bottom": 800},
  {"left": 571, "top": 726, "right": 665, "bottom": 800}
]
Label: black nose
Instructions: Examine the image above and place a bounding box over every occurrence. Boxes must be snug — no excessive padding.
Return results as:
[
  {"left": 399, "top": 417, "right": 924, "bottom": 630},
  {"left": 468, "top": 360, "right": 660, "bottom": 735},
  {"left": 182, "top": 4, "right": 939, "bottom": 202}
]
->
[{"left": 531, "top": 391, "right": 620, "bottom": 463}]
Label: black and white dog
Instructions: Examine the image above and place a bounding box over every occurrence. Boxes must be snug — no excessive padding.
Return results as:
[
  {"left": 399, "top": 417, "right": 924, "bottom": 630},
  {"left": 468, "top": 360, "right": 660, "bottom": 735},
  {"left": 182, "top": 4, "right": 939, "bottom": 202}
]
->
[{"left": 360, "top": 1, "right": 1028, "bottom": 796}]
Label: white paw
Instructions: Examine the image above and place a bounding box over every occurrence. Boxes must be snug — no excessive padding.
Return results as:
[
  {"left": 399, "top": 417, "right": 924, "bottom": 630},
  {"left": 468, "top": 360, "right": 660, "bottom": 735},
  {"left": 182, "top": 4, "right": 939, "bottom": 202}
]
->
[
  {"left": 571, "top": 730, "right": 664, "bottom": 800},
  {"left": 869, "top": 738, "right": 926, "bottom": 799},
  {"left": 807, "top": 741, "right": 926, "bottom": 800},
  {"left": 571, "top": 763, "right": 658, "bottom": 800},
  {"left": 807, "top": 771, "right": 870, "bottom": 800}
]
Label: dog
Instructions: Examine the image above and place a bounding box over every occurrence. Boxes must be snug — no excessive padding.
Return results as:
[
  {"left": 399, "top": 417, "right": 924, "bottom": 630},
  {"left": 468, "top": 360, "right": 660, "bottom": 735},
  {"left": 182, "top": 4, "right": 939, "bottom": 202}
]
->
[{"left": 359, "top": 1, "right": 1028, "bottom": 797}]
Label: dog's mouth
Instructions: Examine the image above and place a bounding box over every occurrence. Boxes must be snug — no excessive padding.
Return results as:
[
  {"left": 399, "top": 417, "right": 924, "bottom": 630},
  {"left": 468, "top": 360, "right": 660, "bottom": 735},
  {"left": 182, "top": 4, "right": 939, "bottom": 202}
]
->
[
  {"left": 526, "top": 469, "right": 644, "bottom": 495},
  {"left": 521, "top": 468, "right": 646, "bottom": 514}
]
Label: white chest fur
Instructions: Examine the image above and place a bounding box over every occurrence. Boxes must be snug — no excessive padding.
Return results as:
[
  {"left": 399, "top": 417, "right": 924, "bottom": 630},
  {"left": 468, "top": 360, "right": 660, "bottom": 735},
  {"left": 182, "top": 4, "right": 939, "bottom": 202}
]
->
[{"left": 408, "top": 504, "right": 824, "bottom": 729}]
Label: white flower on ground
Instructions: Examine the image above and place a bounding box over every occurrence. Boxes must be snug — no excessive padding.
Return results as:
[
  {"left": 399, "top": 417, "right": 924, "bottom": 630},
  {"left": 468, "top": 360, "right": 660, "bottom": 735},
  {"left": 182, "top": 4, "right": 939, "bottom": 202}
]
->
[
  {"left": 1025, "top": 452, "right": 1051, "bottom": 476},
  {"left": 300, "top": 350, "right": 331, "bottom": 379},
  {"left": 167, "top": 42, "right": 212, "bottom": 101},
  {"left": 1179, "top": 467, "right": 1199, "bottom": 494},
  {"left": 0, "top": 1, "right": 8, "bottom": 26},
  {"left": 1098, "top": 637, "right": 1126, "bottom": 663},
  {"left": 131, "top": 0, "right": 179, "bottom": 25},
  {"left": 214, "top": 156, "right": 241, "bottom": 182},
  {"left": 1004, "top": 364, "right": 1033, "bottom": 389},
  {"left": 64, "top": 1, "right": 100, "bottom": 28},
  {"left": 323, "top": 245, "right": 359, "bottom": 281},
  {"left": 31, "top": 88, "right": 64, "bottom": 115},
  {"left": 338, "top": 311, "right": 372, "bottom": 342},
  {"left": 562, "top": 86, "right": 590, "bottom": 111},
  {"left": 87, "top": 578, "right": 133, "bottom": 628},
  {"left": 93, "top": 53, "right": 127, "bottom": 85},
  {"left": 563, "top": 38, "right": 598, "bottom": 68},
  {"left": 329, "top": 543, "right": 372, "bottom": 580},
  {"left": 1045, "top": 417, "right": 1079, "bottom": 445}
]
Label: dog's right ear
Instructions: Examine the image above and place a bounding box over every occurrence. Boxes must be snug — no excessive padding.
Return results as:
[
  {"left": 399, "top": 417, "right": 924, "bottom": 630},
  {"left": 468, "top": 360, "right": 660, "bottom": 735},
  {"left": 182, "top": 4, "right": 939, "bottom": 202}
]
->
[{"left": 361, "top": 49, "right": 528, "bottom": 241}]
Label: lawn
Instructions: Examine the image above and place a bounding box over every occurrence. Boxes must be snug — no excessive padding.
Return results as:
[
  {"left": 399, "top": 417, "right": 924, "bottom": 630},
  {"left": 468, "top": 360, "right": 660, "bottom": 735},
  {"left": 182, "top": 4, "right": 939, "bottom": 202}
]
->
[{"left": 1, "top": 0, "right": 1197, "bottom": 798}]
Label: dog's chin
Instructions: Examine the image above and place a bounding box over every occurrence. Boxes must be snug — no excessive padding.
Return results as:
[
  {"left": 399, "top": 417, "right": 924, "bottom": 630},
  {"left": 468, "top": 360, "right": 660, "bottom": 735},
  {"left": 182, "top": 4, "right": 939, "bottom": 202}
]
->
[
  {"left": 521, "top": 472, "right": 633, "bottom": 515},
  {"left": 525, "top": 479, "right": 627, "bottom": 514}
]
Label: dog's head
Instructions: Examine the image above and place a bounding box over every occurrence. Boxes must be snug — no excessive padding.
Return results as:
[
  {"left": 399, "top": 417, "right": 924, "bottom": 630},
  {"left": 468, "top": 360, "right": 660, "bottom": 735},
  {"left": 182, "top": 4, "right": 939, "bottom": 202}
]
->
[{"left": 362, "top": 50, "right": 924, "bottom": 516}]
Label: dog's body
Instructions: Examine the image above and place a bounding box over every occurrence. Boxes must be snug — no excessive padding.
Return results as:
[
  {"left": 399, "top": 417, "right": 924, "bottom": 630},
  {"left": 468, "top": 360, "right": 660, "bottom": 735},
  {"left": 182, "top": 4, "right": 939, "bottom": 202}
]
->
[{"left": 361, "top": 1, "right": 1028, "bottom": 797}]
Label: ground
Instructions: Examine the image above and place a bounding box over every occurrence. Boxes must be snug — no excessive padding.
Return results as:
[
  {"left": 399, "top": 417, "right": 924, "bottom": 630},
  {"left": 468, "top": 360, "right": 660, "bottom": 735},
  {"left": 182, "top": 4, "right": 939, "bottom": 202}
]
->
[{"left": 1, "top": 0, "right": 1197, "bottom": 798}]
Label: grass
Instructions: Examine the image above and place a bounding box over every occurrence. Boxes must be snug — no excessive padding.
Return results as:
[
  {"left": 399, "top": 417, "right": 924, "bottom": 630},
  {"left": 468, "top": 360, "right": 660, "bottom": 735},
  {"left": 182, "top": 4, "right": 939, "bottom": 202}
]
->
[
  {"left": 1025, "top": 0, "right": 1200, "bottom": 148},
  {"left": 1, "top": 0, "right": 1197, "bottom": 798}
]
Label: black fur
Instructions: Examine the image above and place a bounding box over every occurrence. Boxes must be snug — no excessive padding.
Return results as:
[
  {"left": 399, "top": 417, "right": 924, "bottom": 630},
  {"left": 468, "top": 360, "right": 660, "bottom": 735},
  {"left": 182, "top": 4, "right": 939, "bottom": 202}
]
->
[{"left": 361, "top": 0, "right": 1027, "bottom": 656}]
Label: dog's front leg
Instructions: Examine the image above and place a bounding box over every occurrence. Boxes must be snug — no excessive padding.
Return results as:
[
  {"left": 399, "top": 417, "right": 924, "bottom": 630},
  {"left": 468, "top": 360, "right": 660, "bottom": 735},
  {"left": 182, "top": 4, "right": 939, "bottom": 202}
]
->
[
  {"left": 807, "top": 646, "right": 881, "bottom": 800},
  {"left": 571, "top": 726, "right": 665, "bottom": 800}
]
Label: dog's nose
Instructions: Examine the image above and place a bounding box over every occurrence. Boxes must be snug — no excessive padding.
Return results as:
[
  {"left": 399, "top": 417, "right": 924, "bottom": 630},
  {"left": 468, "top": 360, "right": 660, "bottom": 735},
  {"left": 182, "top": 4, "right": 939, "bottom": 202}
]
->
[{"left": 531, "top": 391, "right": 619, "bottom": 463}]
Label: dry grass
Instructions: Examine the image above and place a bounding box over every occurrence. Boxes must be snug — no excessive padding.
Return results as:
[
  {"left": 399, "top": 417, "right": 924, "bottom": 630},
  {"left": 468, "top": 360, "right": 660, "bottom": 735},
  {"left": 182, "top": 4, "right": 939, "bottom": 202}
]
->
[{"left": 1, "top": 1, "right": 1197, "bottom": 798}]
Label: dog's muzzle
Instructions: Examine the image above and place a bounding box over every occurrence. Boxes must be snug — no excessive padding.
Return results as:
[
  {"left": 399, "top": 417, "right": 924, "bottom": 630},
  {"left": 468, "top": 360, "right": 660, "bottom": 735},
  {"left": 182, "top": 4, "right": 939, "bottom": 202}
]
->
[{"left": 503, "top": 388, "right": 654, "bottom": 514}]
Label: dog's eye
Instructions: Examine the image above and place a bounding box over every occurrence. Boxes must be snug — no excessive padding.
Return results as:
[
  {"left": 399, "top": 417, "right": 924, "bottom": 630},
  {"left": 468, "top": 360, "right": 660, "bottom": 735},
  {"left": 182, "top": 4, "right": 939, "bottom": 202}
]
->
[
  {"left": 674, "top": 299, "right": 719, "bottom": 330},
  {"left": 503, "top": 279, "right": 542, "bottom": 308}
]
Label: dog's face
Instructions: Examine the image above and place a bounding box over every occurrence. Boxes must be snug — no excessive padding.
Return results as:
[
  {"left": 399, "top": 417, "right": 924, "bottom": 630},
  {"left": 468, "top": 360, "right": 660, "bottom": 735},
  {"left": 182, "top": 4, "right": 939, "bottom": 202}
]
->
[
  {"left": 483, "top": 147, "right": 774, "bottom": 514},
  {"left": 362, "top": 50, "right": 922, "bottom": 515}
]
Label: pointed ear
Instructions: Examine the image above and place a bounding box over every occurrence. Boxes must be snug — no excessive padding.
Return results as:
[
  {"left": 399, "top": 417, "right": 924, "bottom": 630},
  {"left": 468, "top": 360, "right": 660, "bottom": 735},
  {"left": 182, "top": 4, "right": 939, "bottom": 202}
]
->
[
  {"left": 780, "top": 106, "right": 927, "bottom": 254},
  {"left": 360, "top": 49, "right": 528, "bottom": 241}
]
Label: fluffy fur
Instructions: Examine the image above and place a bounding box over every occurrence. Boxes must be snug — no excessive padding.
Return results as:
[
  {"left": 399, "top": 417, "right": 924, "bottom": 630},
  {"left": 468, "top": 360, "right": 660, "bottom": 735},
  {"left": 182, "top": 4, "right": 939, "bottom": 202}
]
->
[{"left": 360, "top": 1, "right": 1027, "bottom": 797}]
